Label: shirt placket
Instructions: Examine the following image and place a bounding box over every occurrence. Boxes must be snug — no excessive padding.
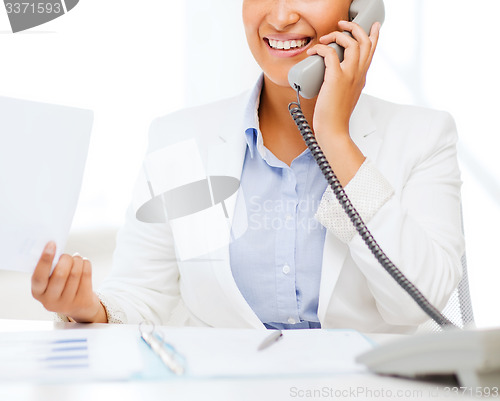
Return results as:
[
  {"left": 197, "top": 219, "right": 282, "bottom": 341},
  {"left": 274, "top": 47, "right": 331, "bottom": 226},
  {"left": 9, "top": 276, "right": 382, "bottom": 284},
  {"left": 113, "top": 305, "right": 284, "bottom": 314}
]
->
[{"left": 275, "top": 167, "right": 300, "bottom": 325}]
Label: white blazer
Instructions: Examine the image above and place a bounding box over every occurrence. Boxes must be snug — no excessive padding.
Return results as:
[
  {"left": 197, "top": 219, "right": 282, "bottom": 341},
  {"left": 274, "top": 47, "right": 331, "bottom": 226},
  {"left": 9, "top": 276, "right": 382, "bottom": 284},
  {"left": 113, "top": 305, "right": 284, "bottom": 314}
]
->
[{"left": 98, "top": 86, "right": 465, "bottom": 334}]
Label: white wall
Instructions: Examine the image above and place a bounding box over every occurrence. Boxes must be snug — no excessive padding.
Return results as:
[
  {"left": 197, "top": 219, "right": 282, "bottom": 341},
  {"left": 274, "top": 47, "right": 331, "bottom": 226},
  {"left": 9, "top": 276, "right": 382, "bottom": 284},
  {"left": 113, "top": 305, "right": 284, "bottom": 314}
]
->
[
  {"left": 0, "top": 0, "right": 185, "bottom": 230},
  {"left": 0, "top": 0, "right": 498, "bottom": 327},
  {"left": 0, "top": 0, "right": 186, "bottom": 319}
]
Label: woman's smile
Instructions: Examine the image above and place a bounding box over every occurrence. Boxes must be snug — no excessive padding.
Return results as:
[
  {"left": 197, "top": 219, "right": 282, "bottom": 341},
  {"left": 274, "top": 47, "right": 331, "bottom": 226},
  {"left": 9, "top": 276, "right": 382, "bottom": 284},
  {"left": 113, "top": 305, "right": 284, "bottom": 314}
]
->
[{"left": 264, "top": 35, "right": 312, "bottom": 58}]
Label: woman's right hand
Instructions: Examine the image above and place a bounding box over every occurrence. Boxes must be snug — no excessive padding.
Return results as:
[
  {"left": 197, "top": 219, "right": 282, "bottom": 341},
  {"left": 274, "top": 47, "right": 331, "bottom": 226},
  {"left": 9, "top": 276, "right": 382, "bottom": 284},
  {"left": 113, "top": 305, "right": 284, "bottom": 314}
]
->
[{"left": 31, "top": 241, "right": 108, "bottom": 323}]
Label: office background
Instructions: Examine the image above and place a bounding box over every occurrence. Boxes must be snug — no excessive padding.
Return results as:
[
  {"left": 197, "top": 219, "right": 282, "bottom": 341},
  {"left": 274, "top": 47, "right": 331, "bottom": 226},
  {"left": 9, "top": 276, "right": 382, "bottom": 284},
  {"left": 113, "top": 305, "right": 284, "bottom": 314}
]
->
[{"left": 0, "top": 0, "right": 498, "bottom": 328}]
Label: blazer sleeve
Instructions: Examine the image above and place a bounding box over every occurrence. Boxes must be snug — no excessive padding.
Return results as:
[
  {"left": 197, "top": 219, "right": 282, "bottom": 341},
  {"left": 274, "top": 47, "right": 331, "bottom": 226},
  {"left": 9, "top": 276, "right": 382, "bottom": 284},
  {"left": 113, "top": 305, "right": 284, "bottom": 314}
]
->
[
  {"left": 96, "top": 203, "right": 181, "bottom": 325},
  {"left": 316, "top": 110, "right": 465, "bottom": 326},
  {"left": 96, "top": 115, "right": 185, "bottom": 325}
]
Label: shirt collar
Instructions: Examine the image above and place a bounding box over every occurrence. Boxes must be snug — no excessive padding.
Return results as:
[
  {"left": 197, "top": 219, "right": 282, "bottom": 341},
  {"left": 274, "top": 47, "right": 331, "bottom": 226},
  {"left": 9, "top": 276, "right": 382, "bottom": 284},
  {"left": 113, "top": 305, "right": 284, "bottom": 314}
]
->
[
  {"left": 243, "top": 74, "right": 264, "bottom": 159},
  {"left": 242, "top": 74, "right": 309, "bottom": 163}
]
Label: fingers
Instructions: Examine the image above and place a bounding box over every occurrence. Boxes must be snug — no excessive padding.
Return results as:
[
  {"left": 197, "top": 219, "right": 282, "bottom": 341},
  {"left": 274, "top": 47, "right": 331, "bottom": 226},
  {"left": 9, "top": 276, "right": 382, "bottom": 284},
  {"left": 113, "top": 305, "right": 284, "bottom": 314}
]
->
[
  {"left": 31, "top": 245, "right": 93, "bottom": 317},
  {"left": 336, "top": 20, "right": 378, "bottom": 64},
  {"left": 307, "top": 42, "right": 343, "bottom": 75},
  {"left": 368, "top": 22, "right": 381, "bottom": 62},
  {"left": 306, "top": 21, "right": 382, "bottom": 142},
  {"left": 43, "top": 254, "right": 74, "bottom": 300},
  {"left": 31, "top": 241, "right": 56, "bottom": 297},
  {"left": 75, "top": 258, "right": 93, "bottom": 300},
  {"left": 309, "top": 20, "right": 381, "bottom": 70},
  {"left": 59, "top": 254, "right": 84, "bottom": 303}
]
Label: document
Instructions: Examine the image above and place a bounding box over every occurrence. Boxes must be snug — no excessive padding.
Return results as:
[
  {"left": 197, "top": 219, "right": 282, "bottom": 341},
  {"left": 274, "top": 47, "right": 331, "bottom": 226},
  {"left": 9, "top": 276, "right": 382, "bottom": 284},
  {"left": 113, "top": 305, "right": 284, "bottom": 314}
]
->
[
  {"left": 0, "top": 326, "right": 373, "bottom": 382},
  {"left": 156, "top": 327, "right": 373, "bottom": 378},
  {"left": 0, "top": 96, "right": 93, "bottom": 273},
  {"left": 0, "top": 328, "right": 143, "bottom": 382}
]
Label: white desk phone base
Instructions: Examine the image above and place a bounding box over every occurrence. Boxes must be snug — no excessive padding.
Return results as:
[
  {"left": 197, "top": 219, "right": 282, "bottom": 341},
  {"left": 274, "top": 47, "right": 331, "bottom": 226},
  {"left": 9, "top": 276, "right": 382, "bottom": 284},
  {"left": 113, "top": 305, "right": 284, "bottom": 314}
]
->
[{"left": 357, "top": 327, "right": 500, "bottom": 389}]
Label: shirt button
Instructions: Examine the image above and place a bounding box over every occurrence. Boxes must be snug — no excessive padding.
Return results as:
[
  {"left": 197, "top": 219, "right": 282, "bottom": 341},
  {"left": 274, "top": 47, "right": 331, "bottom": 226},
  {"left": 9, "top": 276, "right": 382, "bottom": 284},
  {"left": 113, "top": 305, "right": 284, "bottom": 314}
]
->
[
  {"left": 282, "top": 264, "right": 291, "bottom": 274},
  {"left": 287, "top": 317, "right": 296, "bottom": 324}
]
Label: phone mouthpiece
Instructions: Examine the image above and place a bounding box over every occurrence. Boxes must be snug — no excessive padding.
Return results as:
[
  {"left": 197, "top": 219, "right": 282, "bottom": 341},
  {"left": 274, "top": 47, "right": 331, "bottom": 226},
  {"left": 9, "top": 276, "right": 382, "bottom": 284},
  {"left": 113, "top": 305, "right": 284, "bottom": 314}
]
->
[{"left": 288, "top": 43, "right": 344, "bottom": 99}]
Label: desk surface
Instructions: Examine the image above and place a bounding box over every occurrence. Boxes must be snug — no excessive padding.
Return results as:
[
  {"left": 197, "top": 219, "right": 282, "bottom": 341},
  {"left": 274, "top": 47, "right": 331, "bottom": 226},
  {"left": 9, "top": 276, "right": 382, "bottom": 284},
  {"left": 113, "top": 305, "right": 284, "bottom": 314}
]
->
[{"left": 0, "top": 319, "right": 488, "bottom": 401}]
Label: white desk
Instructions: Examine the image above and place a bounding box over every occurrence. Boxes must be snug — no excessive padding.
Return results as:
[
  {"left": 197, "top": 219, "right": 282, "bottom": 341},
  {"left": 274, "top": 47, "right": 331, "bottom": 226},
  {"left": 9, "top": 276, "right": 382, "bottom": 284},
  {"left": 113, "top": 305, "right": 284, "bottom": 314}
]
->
[{"left": 0, "top": 319, "right": 488, "bottom": 401}]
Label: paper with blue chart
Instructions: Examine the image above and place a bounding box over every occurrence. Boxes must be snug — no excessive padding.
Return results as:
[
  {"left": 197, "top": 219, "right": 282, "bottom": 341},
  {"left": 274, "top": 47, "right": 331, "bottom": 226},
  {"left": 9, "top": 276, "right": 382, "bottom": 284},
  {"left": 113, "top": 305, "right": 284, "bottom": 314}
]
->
[{"left": 0, "top": 329, "right": 143, "bottom": 382}]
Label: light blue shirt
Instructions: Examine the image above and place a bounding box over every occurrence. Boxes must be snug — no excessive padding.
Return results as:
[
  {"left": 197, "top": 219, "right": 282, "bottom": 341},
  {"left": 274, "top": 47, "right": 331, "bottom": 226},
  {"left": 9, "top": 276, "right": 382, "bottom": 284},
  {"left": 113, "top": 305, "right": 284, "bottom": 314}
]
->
[{"left": 229, "top": 81, "right": 328, "bottom": 330}]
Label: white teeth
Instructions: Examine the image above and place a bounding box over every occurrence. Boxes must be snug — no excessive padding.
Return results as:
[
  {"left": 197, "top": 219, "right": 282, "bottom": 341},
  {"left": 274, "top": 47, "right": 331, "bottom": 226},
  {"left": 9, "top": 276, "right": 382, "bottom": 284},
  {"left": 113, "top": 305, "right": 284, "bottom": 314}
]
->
[{"left": 268, "top": 38, "right": 308, "bottom": 50}]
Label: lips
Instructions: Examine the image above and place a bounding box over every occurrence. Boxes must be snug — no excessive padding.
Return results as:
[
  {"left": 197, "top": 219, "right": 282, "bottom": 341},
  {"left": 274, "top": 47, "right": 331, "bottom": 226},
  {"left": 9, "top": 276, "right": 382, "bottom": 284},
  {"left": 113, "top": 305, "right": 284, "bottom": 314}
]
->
[{"left": 264, "top": 36, "right": 312, "bottom": 58}]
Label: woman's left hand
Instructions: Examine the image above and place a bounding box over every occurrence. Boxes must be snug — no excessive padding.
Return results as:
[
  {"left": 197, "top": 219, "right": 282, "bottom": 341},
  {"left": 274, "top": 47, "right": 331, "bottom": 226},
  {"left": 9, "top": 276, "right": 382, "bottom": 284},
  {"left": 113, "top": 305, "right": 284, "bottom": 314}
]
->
[{"left": 307, "top": 20, "right": 381, "bottom": 140}]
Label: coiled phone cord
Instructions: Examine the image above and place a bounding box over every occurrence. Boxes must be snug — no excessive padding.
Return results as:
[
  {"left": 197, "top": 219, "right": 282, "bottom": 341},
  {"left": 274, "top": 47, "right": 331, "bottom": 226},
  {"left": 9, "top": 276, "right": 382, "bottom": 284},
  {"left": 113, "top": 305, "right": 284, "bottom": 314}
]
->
[{"left": 288, "top": 86, "right": 456, "bottom": 329}]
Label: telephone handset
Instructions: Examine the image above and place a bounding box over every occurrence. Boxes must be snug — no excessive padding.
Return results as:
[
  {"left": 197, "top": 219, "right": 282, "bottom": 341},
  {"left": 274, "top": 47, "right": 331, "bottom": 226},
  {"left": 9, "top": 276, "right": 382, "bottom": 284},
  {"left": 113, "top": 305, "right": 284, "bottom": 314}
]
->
[{"left": 288, "top": 0, "right": 385, "bottom": 99}]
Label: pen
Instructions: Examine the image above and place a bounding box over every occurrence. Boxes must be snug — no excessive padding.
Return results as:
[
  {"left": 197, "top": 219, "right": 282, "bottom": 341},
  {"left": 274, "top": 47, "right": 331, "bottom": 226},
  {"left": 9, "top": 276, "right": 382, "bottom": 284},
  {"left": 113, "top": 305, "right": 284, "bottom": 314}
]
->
[
  {"left": 141, "top": 330, "right": 184, "bottom": 375},
  {"left": 139, "top": 321, "right": 185, "bottom": 375},
  {"left": 257, "top": 330, "right": 283, "bottom": 351}
]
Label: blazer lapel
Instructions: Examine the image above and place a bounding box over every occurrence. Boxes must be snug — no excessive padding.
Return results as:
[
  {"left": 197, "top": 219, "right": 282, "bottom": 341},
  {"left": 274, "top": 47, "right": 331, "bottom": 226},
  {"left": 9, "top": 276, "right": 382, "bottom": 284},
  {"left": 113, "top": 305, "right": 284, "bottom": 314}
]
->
[
  {"left": 318, "top": 94, "right": 381, "bottom": 321},
  {"left": 350, "top": 94, "right": 382, "bottom": 160},
  {"left": 202, "top": 93, "right": 264, "bottom": 329},
  {"left": 318, "top": 232, "right": 349, "bottom": 321}
]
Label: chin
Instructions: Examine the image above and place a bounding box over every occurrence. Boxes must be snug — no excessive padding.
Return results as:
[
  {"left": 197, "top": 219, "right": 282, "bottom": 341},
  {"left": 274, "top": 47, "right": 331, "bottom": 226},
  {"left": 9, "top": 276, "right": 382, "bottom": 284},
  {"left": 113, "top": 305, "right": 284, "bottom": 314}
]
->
[{"left": 263, "top": 69, "right": 295, "bottom": 92}]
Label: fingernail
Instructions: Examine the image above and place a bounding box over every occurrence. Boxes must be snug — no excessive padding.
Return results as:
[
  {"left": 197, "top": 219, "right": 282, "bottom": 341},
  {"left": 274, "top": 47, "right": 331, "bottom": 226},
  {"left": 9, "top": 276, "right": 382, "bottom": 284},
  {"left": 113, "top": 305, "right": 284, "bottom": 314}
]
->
[
  {"left": 45, "top": 242, "right": 56, "bottom": 256},
  {"left": 72, "top": 252, "right": 81, "bottom": 257}
]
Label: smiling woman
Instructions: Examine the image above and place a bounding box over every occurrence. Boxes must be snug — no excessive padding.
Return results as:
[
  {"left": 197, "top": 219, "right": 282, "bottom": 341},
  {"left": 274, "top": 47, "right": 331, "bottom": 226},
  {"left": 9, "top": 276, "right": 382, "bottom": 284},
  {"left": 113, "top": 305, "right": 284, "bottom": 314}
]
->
[
  {"left": 242, "top": 0, "right": 350, "bottom": 86},
  {"left": 29, "top": 0, "right": 467, "bottom": 333}
]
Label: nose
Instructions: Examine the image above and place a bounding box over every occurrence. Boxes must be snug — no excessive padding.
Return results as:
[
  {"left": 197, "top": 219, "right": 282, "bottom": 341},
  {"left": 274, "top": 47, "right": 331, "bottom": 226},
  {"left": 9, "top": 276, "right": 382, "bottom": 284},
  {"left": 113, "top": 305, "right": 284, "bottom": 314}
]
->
[{"left": 266, "top": 0, "right": 300, "bottom": 31}]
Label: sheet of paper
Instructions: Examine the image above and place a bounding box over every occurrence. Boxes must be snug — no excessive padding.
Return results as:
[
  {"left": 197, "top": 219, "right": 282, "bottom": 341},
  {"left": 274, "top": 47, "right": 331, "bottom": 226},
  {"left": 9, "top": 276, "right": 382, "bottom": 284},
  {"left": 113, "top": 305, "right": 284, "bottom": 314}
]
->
[
  {"left": 157, "top": 328, "right": 373, "bottom": 378},
  {"left": 0, "top": 96, "right": 93, "bottom": 273},
  {"left": 0, "top": 328, "right": 143, "bottom": 382},
  {"left": 0, "top": 326, "right": 373, "bottom": 381}
]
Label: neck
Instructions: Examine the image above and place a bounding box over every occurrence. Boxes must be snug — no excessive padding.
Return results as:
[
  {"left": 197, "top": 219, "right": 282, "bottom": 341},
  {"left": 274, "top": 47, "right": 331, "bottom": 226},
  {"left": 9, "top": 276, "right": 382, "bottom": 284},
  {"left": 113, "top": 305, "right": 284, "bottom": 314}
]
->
[
  {"left": 258, "top": 75, "right": 316, "bottom": 165},
  {"left": 259, "top": 75, "right": 316, "bottom": 125}
]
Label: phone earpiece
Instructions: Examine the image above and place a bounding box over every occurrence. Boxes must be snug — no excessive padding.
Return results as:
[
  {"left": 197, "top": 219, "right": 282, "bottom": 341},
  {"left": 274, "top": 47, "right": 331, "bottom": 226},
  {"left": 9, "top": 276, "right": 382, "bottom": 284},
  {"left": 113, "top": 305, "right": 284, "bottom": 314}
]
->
[{"left": 349, "top": 0, "right": 385, "bottom": 34}]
